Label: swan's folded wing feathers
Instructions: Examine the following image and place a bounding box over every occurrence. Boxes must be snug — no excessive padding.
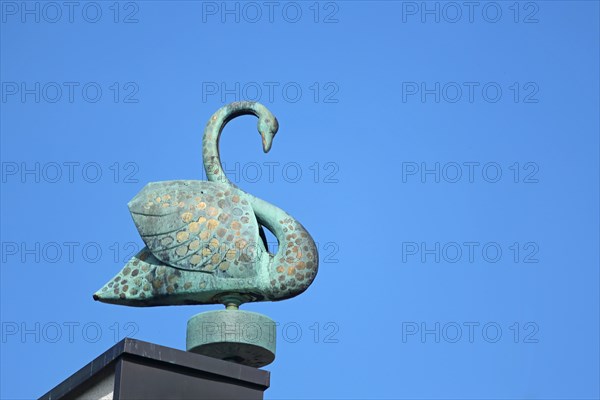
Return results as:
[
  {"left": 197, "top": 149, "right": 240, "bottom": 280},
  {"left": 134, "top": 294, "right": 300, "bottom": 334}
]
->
[{"left": 128, "top": 180, "right": 259, "bottom": 277}]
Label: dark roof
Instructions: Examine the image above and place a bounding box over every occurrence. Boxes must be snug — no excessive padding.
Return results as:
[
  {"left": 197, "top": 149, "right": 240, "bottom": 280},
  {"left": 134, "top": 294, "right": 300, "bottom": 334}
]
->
[{"left": 39, "top": 338, "right": 270, "bottom": 400}]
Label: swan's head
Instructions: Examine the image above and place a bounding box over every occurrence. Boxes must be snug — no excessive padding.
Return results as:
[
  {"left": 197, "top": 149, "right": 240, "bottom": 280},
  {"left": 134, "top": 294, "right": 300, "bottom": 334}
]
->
[{"left": 258, "top": 115, "right": 279, "bottom": 153}]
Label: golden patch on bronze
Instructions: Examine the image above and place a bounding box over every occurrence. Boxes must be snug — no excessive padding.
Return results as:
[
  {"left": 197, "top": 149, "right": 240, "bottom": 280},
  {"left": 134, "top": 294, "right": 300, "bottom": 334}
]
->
[
  {"left": 176, "top": 231, "right": 189, "bottom": 242},
  {"left": 181, "top": 212, "right": 194, "bottom": 223}
]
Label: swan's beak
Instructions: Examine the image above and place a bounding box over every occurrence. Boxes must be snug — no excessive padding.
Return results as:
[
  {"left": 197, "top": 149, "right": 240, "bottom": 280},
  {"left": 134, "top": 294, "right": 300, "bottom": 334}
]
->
[{"left": 262, "top": 135, "right": 273, "bottom": 153}]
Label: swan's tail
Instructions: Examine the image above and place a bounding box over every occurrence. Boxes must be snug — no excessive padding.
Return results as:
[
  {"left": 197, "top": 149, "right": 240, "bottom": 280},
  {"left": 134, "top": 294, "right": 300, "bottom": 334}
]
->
[
  {"left": 93, "top": 247, "right": 270, "bottom": 306},
  {"left": 93, "top": 247, "right": 214, "bottom": 307}
]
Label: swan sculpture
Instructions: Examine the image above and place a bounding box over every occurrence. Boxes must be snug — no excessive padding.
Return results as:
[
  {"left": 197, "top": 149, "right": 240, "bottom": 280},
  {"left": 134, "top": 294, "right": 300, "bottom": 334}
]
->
[{"left": 93, "top": 102, "right": 318, "bottom": 310}]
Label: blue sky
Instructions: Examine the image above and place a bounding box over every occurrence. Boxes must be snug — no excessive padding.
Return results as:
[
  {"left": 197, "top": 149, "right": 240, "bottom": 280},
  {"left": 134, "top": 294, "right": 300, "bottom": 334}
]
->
[{"left": 1, "top": 1, "right": 599, "bottom": 399}]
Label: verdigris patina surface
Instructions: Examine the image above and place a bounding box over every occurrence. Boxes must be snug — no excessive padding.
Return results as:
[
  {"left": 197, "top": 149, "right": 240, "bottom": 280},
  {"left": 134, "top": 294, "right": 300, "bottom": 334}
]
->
[{"left": 93, "top": 101, "right": 318, "bottom": 367}]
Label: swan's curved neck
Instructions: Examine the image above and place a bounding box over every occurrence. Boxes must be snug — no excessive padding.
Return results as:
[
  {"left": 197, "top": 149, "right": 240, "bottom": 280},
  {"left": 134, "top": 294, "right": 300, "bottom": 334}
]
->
[
  {"left": 202, "top": 100, "right": 288, "bottom": 245},
  {"left": 201, "top": 100, "right": 286, "bottom": 241},
  {"left": 203, "top": 101, "right": 265, "bottom": 187}
]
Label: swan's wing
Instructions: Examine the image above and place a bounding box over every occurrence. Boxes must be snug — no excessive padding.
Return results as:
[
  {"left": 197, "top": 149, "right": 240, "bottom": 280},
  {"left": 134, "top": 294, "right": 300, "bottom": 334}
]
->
[{"left": 128, "top": 180, "right": 260, "bottom": 277}]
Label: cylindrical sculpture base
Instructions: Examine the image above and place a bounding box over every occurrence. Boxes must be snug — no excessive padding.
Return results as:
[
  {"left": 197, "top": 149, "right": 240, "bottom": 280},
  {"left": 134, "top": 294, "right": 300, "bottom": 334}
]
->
[{"left": 186, "top": 310, "right": 276, "bottom": 368}]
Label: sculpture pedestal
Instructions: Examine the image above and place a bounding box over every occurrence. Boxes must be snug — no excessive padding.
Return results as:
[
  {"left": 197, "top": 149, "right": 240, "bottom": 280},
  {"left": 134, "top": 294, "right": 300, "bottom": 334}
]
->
[
  {"left": 39, "top": 338, "right": 270, "bottom": 400},
  {"left": 187, "top": 309, "right": 276, "bottom": 368}
]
